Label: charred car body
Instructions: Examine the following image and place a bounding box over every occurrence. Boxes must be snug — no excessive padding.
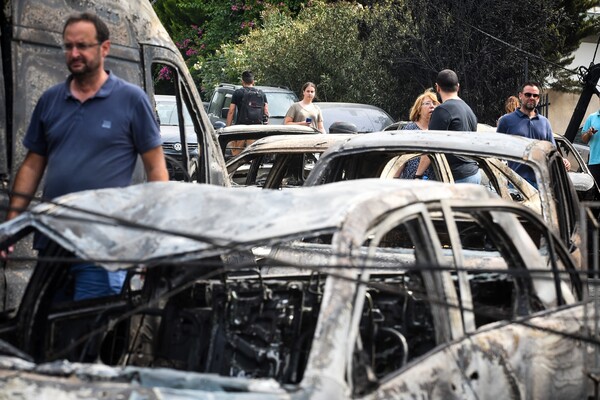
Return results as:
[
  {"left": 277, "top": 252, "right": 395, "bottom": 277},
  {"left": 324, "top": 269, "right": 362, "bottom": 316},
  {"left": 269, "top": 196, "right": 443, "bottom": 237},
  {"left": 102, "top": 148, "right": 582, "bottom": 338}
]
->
[
  {"left": 227, "top": 134, "right": 354, "bottom": 188},
  {"left": 306, "top": 130, "right": 585, "bottom": 268},
  {"left": 217, "top": 124, "right": 320, "bottom": 160},
  {"left": 0, "top": 180, "right": 594, "bottom": 398}
]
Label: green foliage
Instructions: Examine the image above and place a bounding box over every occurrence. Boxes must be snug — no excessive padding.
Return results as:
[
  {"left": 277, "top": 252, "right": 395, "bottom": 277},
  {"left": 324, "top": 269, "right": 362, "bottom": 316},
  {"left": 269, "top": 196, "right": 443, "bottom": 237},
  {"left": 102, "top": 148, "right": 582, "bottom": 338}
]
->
[
  {"left": 155, "top": 0, "right": 600, "bottom": 123},
  {"left": 370, "top": 0, "right": 600, "bottom": 123},
  {"left": 152, "top": 0, "right": 306, "bottom": 98},
  {"left": 199, "top": 1, "right": 398, "bottom": 112}
]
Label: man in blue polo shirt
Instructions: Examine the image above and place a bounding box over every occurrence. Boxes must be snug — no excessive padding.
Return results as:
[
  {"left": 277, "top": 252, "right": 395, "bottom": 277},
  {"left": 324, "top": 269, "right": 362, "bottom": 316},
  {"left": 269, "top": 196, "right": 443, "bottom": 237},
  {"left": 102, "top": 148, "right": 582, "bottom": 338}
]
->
[
  {"left": 6, "top": 12, "right": 168, "bottom": 300},
  {"left": 497, "top": 82, "right": 559, "bottom": 186}
]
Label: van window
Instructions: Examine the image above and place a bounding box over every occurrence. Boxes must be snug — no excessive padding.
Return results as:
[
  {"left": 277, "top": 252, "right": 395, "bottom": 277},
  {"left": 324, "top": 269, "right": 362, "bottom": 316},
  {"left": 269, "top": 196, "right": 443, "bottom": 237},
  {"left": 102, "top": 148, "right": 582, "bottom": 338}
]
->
[
  {"left": 208, "top": 91, "right": 227, "bottom": 115},
  {"left": 152, "top": 63, "right": 202, "bottom": 182}
]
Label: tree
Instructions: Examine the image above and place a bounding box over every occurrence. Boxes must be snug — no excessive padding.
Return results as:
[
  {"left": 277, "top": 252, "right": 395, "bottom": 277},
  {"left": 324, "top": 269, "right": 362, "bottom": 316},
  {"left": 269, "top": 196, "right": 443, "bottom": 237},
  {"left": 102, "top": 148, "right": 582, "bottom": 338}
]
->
[
  {"left": 368, "top": 0, "right": 600, "bottom": 123},
  {"left": 157, "top": 0, "right": 599, "bottom": 122},
  {"left": 152, "top": 0, "right": 306, "bottom": 97},
  {"left": 199, "top": 1, "right": 398, "bottom": 112}
]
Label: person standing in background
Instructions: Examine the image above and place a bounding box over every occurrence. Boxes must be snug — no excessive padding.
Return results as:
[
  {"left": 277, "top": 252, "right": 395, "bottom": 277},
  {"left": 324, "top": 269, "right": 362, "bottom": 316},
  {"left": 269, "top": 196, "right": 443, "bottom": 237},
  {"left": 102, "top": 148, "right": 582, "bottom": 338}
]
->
[
  {"left": 428, "top": 69, "right": 480, "bottom": 184},
  {"left": 581, "top": 103, "right": 600, "bottom": 186},
  {"left": 399, "top": 90, "right": 439, "bottom": 179},
  {"left": 226, "top": 70, "right": 269, "bottom": 126},
  {"left": 496, "top": 82, "right": 569, "bottom": 186},
  {"left": 497, "top": 95, "right": 520, "bottom": 125},
  {"left": 284, "top": 82, "right": 326, "bottom": 133}
]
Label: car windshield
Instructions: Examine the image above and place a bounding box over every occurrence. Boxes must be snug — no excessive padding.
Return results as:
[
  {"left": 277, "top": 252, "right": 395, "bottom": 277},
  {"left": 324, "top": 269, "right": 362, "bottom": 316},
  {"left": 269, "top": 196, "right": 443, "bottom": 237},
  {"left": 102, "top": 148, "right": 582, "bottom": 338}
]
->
[
  {"left": 266, "top": 92, "right": 298, "bottom": 117},
  {"left": 156, "top": 100, "right": 193, "bottom": 126}
]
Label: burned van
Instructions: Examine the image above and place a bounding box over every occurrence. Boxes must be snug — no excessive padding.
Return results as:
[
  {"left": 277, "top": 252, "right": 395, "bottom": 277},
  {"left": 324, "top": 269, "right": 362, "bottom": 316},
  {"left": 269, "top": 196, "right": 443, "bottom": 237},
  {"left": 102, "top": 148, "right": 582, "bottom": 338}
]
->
[
  {"left": 0, "top": 0, "right": 229, "bottom": 309},
  {"left": 0, "top": 0, "right": 228, "bottom": 188}
]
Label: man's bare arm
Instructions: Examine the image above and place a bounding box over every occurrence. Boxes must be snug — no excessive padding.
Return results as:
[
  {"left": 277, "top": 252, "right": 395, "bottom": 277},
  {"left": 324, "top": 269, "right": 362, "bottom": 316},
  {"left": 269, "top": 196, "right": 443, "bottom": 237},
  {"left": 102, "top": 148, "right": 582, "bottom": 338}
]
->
[
  {"left": 7, "top": 152, "right": 47, "bottom": 221},
  {"left": 226, "top": 104, "right": 236, "bottom": 126},
  {"left": 141, "top": 146, "right": 169, "bottom": 182}
]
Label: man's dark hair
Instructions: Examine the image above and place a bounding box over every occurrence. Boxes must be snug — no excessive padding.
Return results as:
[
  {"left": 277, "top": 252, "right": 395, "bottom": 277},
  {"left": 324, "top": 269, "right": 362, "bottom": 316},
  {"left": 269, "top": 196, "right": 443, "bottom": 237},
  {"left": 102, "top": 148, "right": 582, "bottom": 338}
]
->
[
  {"left": 63, "top": 12, "right": 110, "bottom": 43},
  {"left": 436, "top": 69, "right": 459, "bottom": 93},
  {"left": 519, "top": 81, "right": 541, "bottom": 93},
  {"left": 241, "top": 70, "right": 254, "bottom": 85}
]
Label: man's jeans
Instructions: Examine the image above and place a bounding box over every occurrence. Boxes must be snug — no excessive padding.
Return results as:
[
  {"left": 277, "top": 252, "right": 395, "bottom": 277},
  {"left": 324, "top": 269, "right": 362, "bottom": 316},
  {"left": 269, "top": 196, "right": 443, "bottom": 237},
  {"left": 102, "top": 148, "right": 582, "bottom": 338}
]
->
[{"left": 454, "top": 169, "right": 482, "bottom": 184}]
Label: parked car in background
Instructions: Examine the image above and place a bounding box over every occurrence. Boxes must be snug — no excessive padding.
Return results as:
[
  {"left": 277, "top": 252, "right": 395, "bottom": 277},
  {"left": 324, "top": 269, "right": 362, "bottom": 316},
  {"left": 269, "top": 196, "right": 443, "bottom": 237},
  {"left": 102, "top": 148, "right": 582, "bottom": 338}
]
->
[
  {"left": 227, "top": 134, "right": 354, "bottom": 188},
  {"left": 306, "top": 130, "right": 585, "bottom": 269},
  {"left": 155, "top": 95, "right": 200, "bottom": 181},
  {"left": 206, "top": 83, "right": 298, "bottom": 128},
  {"left": 0, "top": 179, "right": 589, "bottom": 399},
  {"left": 315, "top": 102, "right": 394, "bottom": 133},
  {"left": 216, "top": 124, "right": 319, "bottom": 160}
]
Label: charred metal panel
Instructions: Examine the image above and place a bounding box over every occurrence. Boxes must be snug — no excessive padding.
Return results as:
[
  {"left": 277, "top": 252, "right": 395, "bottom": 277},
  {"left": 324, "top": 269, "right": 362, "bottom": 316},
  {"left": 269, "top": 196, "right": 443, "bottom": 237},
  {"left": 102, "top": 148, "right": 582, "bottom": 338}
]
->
[
  {"left": 0, "top": 15, "right": 7, "bottom": 179},
  {"left": 373, "top": 304, "right": 594, "bottom": 399}
]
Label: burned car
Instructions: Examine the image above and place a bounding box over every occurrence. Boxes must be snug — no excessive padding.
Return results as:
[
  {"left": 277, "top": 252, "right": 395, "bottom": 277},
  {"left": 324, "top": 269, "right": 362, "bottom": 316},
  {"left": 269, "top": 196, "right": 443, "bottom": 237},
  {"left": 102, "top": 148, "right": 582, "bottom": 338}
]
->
[
  {"left": 306, "top": 130, "right": 585, "bottom": 268},
  {"left": 0, "top": 180, "right": 592, "bottom": 398},
  {"left": 217, "top": 124, "right": 319, "bottom": 160},
  {"left": 553, "top": 133, "right": 599, "bottom": 200},
  {"left": 227, "top": 134, "right": 354, "bottom": 188}
]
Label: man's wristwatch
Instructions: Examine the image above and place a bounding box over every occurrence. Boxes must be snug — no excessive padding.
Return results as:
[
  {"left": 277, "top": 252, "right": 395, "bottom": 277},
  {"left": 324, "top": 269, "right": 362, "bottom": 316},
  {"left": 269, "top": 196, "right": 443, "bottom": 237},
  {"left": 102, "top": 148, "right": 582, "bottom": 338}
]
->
[{"left": 414, "top": 174, "right": 424, "bottom": 180}]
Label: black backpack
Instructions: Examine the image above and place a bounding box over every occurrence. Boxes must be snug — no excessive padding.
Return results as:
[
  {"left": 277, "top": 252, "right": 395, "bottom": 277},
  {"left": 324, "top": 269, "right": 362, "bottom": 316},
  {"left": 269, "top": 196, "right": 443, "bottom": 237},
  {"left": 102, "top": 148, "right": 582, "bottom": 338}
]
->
[{"left": 237, "top": 88, "right": 265, "bottom": 124}]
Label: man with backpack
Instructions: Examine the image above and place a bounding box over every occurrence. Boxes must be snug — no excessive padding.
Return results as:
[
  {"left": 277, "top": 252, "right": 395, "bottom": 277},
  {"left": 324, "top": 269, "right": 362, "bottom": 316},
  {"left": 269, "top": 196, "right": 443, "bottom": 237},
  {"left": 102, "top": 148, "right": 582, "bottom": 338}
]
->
[{"left": 226, "top": 70, "right": 269, "bottom": 126}]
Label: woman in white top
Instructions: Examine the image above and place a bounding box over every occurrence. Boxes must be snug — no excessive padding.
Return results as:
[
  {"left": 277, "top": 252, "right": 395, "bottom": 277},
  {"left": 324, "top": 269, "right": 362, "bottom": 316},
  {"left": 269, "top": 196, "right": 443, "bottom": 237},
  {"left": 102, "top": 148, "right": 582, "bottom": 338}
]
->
[{"left": 284, "top": 82, "right": 326, "bottom": 133}]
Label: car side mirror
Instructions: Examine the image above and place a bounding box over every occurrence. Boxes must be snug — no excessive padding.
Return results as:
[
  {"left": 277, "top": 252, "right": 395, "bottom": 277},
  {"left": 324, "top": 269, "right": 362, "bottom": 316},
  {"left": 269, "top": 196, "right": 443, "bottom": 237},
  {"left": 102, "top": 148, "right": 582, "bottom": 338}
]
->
[{"left": 221, "top": 108, "right": 230, "bottom": 119}]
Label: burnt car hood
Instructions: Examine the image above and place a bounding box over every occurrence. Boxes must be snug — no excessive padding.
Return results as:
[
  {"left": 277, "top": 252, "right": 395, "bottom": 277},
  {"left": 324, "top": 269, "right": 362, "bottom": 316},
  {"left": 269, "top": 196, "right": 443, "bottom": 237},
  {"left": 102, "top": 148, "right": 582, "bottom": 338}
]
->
[
  {"left": 0, "top": 356, "right": 289, "bottom": 399},
  {"left": 0, "top": 180, "right": 484, "bottom": 271}
]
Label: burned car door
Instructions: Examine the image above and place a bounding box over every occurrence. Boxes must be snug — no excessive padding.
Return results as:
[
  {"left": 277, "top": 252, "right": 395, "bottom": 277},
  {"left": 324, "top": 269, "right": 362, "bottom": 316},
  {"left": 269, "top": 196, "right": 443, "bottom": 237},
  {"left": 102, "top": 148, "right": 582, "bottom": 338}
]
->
[
  {"left": 142, "top": 46, "right": 226, "bottom": 185},
  {"left": 352, "top": 201, "right": 580, "bottom": 398}
]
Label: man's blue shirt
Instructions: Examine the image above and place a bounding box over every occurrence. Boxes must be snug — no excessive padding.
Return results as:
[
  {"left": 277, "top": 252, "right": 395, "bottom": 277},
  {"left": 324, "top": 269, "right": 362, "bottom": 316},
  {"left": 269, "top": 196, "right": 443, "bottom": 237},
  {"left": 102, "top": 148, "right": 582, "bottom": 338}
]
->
[
  {"left": 23, "top": 72, "right": 162, "bottom": 200},
  {"left": 497, "top": 109, "right": 555, "bottom": 185},
  {"left": 497, "top": 109, "right": 555, "bottom": 143}
]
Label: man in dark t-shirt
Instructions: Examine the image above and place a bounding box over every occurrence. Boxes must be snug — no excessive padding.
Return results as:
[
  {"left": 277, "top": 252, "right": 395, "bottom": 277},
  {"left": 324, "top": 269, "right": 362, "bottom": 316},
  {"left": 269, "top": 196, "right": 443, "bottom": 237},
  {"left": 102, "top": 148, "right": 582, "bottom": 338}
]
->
[
  {"left": 428, "top": 69, "right": 480, "bottom": 183},
  {"left": 226, "top": 70, "right": 269, "bottom": 126}
]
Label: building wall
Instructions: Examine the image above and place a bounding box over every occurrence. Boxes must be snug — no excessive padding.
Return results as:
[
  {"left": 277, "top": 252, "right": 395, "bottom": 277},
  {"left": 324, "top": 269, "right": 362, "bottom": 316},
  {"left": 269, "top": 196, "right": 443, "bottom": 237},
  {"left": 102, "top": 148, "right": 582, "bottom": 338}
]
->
[{"left": 547, "top": 89, "right": 598, "bottom": 135}]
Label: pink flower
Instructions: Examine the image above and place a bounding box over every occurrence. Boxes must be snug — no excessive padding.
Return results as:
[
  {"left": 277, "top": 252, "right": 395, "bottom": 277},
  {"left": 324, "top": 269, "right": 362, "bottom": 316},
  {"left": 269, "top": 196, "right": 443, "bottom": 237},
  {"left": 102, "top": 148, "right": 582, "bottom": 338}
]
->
[
  {"left": 231, "top": 5, "right": 238, "bottom": 11},
  {"left": 186, "top": 48, "right": 198, "bottom": 56},
  {"left": 158, "top": 66, "right": 172, "bottom": 81}
]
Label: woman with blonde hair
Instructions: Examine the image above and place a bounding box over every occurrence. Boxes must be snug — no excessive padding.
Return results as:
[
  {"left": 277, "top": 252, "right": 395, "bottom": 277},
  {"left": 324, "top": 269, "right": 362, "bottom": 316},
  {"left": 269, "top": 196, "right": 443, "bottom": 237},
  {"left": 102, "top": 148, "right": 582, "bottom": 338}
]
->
[
  {"left": 398, "top": 91, "right": 439, "bottom": 179},
  {"left": 504, "top": 95, "right": 520, "bottom": 114}
]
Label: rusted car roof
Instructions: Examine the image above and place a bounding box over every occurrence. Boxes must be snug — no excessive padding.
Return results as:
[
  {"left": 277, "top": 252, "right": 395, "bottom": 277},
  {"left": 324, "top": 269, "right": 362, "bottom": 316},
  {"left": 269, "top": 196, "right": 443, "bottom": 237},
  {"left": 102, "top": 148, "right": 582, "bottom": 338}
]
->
[{"left": 325, "top": 130, "right": 556, "bottom": 161}]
